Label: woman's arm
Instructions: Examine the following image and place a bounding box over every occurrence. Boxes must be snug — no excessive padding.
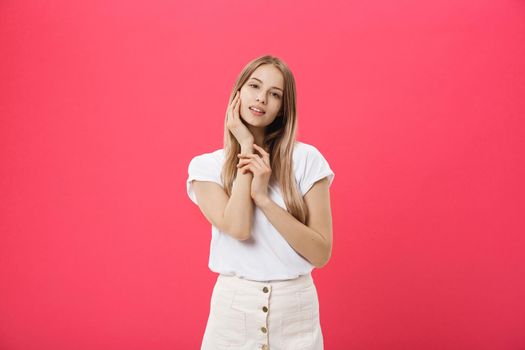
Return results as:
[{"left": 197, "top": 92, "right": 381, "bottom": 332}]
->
[
  {"left": 223, "top": 143, "right": 256, "bottom": 240},
  {"left": 192, "top": 143, "right": 255, "bottom": 241},
  {"left": 256, "top": 177, "right": 333, "bottom": 267}
]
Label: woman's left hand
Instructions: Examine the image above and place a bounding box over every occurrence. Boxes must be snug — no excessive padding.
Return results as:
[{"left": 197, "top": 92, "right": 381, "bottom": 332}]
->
[{"left": 237, "top": 143, "right": 272, "bottom": 206}]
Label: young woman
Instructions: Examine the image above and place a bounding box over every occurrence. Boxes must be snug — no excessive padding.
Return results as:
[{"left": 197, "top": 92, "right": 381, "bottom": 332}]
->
[{"left": 186, "top": 55, "right": 335, "bottom": 350}]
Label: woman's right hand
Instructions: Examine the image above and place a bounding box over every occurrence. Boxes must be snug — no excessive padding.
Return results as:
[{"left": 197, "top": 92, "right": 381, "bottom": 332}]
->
[{"left": 226, "top": 90, "right": 254, "bottom": 147}]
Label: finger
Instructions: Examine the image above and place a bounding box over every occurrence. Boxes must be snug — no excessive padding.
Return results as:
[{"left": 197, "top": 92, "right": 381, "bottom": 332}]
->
[
  {"left": 234, "top": 97, "right": 241, "bottom": 119},
  {"left": 252, "top": 143, "right": 270, "bottom": 159},
  {"left": 227, "top": 96, "right": 236, "bottom": 120},
  {"left": 237, "top": 154, "right": 259, "bottom": 159},
  {"left": 252, "top": 143, "right": 269, "bottom": 155},
  {"left": 251, "top": 154, "right": 266, "bottom": 169},
  {"left": 231, "top": 96, "right": 238, "bottom": 113},
  {"left": 236, "top": 158, "right": 250, "bottom": 167},
  {"left": 243, "top": 157, "right": 264, "bottom": 171},
  {"left": 231, "top": 91, "right": 239, "bottom": 107},
  {"left": 252, "top": 144, "right": 271, "bottom": 167},
  {"left": 238, "top": 155, "right": 264, "bottom": 170},
  {"left": 228, "top": 96, "right": 240, "bottom": 123},
  {"left": 229, "top": 91, "right": 239, "bottom": 110},
  {"left": 239, "top": 163, "right": 254, "bottom": 174},
  {"left": 239, "top": 160, "right": 260, "bottom": 170},
  {"left": 237, "top": 157, "right": 258, "bottom": 167}
]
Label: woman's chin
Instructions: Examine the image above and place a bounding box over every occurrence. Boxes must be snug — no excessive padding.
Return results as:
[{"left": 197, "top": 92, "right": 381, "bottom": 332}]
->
[
  {"left": 242, "top": 114, "right": 259, "bottom": 124},
  {"left": 241, "top": 114, "right": 272, "bottom": 128}
]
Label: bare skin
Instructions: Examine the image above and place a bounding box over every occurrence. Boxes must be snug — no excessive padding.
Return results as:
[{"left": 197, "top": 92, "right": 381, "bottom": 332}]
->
[{"left": 237, "top": 64, "right": 284, "bottom": 148}]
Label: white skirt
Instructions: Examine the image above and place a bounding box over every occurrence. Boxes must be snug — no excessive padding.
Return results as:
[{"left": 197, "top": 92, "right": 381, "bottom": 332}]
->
[{"left": 200, "top": 272, "right": 324, "bottom": 350}]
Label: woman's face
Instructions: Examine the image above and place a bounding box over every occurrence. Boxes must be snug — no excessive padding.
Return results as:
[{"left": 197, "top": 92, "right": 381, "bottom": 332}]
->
[{"left": 239, "top": 64, "right": 284, "bottom": 127}]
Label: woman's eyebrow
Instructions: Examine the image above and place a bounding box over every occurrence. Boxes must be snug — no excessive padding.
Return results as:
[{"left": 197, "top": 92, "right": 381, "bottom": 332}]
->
[{"left": 249, "top": 77, "right": 283, "bottom": 92}]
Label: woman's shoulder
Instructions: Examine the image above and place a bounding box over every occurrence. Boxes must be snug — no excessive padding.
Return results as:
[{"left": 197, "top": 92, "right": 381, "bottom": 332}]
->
[
  {"left": 189, "top": 148, "right": 223, "bottom": 166},
  {"left": 293, "top": 140, "right": 325, "bottom": 159}
]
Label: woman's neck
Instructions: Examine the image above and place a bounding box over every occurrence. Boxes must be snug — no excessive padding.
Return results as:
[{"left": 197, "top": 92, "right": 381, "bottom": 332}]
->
[{"left": 247, "top": 125, "right": 266, "bottom": 148}]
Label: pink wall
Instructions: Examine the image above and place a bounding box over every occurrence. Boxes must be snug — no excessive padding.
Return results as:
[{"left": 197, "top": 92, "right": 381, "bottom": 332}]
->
[{"left": 1, "top": 0, "right": 524, "bottom": 349}]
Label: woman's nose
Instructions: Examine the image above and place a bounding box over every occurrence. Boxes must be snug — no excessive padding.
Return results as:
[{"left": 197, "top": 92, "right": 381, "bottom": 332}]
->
[{"left": 256, "top": 95, "right": 266, "bottom": 104}]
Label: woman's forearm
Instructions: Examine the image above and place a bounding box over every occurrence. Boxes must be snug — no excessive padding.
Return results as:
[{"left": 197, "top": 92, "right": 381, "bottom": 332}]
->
[
  {"left": 256, "top": 196, "right": 331, "bottom": 267},
  {"left": 223, "top": 144, "right": 255, "bottom": 240}
]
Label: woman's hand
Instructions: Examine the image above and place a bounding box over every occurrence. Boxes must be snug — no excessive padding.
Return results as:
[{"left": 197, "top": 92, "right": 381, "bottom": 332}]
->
[
  {"left": 237, "top": 143, "right": 272, "bottom": 206},
  {"left": 226, "top": 90, "right": 254, "bottom": 146}
]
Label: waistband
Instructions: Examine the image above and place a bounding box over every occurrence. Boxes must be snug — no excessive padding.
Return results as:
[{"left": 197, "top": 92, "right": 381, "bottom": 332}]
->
[{"left": 217, "top": 273, "right": 313, "bottom": 293}]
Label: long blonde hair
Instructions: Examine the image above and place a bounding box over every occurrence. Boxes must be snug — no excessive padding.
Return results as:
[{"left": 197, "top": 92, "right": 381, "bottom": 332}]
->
[{"left": 221, "top": 55, "right": 310, "bottom": 225}]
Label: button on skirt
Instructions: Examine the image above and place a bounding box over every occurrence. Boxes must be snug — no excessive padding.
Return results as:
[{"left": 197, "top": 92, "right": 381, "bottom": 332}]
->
[{"left": 200, "top": 273, "right": 324, "bottom": 350}]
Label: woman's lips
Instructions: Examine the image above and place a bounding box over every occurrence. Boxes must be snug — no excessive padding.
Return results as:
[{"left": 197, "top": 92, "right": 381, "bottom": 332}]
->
[{"left": 249, "top": 107, "right": 265, "bottom": 116}]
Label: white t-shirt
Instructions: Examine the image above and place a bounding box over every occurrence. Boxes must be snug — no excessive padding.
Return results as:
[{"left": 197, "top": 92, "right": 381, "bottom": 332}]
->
[{"left": 186, "top": 141, "right": 335, "bottom": 282}]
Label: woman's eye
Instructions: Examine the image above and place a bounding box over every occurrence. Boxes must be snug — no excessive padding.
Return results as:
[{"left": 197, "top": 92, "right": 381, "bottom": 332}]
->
[{"left": 249, "top": 84, "right": 281, "bottom": 98}]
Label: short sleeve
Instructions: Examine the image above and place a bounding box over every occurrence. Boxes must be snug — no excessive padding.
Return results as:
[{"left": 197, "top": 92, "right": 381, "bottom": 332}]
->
[
  {"left": 186, "top": 153, "right": 223, "bottom": 205},
  {"left": 299, "top": 145, "right": 335, "bottom": 195}
]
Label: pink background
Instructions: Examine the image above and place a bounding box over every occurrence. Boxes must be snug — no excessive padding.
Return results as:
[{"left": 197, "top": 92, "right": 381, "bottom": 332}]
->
[{"left": 1, "top": 0, "right": 524, "bottom": 349}]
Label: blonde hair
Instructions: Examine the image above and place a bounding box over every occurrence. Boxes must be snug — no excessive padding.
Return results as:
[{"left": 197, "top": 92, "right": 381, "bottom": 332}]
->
[{"left": 221, "top": 55, "right": 310, "bottom": 225}]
